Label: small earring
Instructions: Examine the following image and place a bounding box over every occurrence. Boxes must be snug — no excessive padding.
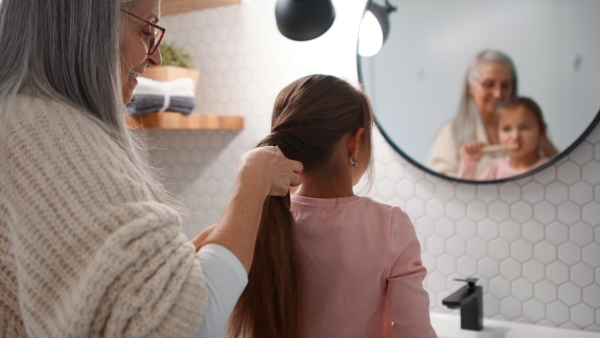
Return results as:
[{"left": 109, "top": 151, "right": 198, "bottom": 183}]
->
[{"left": 349, "top": 156, "right": 358, "bottom": 167}]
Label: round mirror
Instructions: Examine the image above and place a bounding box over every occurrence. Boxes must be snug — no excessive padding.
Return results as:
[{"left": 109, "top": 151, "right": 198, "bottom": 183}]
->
[{"left": 358, "top": 0, "right": 600, "bottom": 183}]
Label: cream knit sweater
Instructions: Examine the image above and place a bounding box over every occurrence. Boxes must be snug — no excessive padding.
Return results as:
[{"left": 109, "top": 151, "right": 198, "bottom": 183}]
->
[{"left": 0, "top": 95, "right": 208, "bottom": 337}]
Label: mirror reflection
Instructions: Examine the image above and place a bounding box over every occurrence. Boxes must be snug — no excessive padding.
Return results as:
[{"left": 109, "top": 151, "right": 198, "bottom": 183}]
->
[{"left": 359, "top": 0, "right": 600, "bottom": 182}]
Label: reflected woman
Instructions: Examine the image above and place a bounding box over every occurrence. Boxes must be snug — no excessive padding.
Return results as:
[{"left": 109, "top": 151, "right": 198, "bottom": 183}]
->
[{"left": 427, "top": 49, "right": 558, "bottom": 178}]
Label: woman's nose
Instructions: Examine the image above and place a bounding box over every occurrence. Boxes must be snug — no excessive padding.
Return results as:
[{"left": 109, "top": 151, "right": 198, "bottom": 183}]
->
[{"left": 148, "top": 48, "right": 162, "bottom": 67}]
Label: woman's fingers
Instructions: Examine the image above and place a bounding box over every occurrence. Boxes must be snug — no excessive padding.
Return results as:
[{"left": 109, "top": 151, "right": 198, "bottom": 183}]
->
[{"left": 238, "top": 146, "right": 303, "bottom": 197}]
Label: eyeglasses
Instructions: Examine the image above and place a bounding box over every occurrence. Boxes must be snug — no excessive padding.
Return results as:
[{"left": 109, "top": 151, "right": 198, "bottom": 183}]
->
[{"left": 121, "top": 10, "right": 166, "bottom": 55}]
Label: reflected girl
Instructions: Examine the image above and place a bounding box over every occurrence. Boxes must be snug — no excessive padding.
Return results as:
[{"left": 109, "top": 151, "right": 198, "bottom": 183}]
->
[
  {"left": 458, "top": 97, "right": 553, "bottom": 180},
  {"left": 427, "top": 49, "right": 558, "bottom": 178}
]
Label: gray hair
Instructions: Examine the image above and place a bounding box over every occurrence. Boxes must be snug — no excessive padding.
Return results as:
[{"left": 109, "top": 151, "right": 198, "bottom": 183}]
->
[
  {"left": 0, "top": 0, "right": 179, "bottom": 207},
  {"left": 451, "top": 49, "right": 518, "bottom": 148}
]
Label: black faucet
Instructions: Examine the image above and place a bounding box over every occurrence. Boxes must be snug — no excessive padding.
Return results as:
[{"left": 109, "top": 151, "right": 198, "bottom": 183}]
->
[{"left": 442, "top": 277, "right": 483, "bottom": 331}]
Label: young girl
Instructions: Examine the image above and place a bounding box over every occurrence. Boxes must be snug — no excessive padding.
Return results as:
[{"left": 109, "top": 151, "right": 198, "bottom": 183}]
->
[
  {"left": 458, "top": 97, "right": 555, "bottom": 180},
  {"left": 227, "top": 75, "right": 436, "bottom": 337}
]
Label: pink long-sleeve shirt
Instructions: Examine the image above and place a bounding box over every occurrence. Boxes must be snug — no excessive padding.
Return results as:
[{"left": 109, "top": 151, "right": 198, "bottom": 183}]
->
[
  {"left": 290, "top": 194, "right": 437, "bottom": 338},
  {"left": 458, "top": 156, "right": 550, "bottom": 181}
]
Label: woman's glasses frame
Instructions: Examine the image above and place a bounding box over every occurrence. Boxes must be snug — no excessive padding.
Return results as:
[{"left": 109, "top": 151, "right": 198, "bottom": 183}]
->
[{"left": 121, "top": 10, "right": 166, "bottom": 56}]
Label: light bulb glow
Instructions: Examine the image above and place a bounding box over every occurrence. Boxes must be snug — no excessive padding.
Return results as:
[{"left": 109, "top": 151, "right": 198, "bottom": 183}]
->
[{"left": 358, "top": 10, "right": 383, "bottom": 57}]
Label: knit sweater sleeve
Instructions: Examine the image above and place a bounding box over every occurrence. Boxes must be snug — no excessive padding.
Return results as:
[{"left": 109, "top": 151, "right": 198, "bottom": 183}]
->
[{"left": 1, "top": 96, "right": 208, "bottom": 338}]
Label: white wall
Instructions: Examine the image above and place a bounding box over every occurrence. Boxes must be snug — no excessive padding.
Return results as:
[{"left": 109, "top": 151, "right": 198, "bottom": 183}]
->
[{"left": 144, "top": 0, "right": 600, "bottom": 332}]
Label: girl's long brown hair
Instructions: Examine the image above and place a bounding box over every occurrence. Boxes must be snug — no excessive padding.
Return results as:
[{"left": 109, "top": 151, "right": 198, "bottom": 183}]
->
[{"left": 228, "top": 75, "right": 374, "bottom": 338}]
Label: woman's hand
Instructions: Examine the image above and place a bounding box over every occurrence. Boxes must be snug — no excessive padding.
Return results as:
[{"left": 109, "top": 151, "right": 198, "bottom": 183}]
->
[
  {"left": 461, "top": 141, "right": 486, "bottom": 162},
  {"left": 197, "top": 146, "right": 303, "bottom": 273},
  {"left": 237, "top": 146, "right": 303, "bottom": 197}
]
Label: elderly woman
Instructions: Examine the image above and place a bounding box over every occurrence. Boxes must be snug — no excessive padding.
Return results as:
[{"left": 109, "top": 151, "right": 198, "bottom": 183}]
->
[
  {"left": 0, "top": 0, "right": 302, "bottom": 337},
  {"left": 427, "top": 49, "right": 558, "bottom": 178}
]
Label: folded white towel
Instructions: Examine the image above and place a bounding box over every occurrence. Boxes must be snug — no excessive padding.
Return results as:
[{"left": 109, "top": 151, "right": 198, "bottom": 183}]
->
[{"left": 133, "top": 77, "right": 196, "bottom": 112}]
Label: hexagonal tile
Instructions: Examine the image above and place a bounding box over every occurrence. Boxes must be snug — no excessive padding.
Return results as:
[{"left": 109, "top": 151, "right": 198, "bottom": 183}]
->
[
  {"left": 500, "top": 258, "right": 521, "bottom": 281},
  {"left": 427, "top": 271, "right": 447, "bottom": 293},
  {"left": 489, "top": 200, "right": 510, "bottom": 222},
  {"left": 435, "top": 181, "right": 455, "bottom": 202},
  {"left": 571, "top": 263, "right": 594, "bottom": 287},
  {"left": 522, "top": 220, "right": 544, "bottom": 244},
  {"left": 557, "top": 201, "right": 581, "bottom": 224},
  {"left": 499, "top": 219, "right": 521, "bottom": 242},
  {"left": 466, "top": 200, "right": 487, "bottom": 222},
  {"left": 521, "top": 181, "right": 544, "bottom": 204},
  {"left": 421, "top": 252, "right": 436, "bottom": 271},
  {"left": 512, "top": 279, "right": 533, "bottom": 301},
  {"left": 546, "top": 261, "right": 569, "bottom": 285},
  {"left": 582, "top": 284, "right": 600, "bottom": 308},
  {"left": 396, "top": 179, "right": 415, "bottom": 200},
  {"left": 431, "top": 251, "right": 454, "bottom": 273},
  {"left": 569, "top": 181, "right": 594, "bottom": 206},
  {"left": 467, "top": 237, "right": 488, "bottom": 259},
  {"left": 535, "top": 280, "right": 557, "bottom": 303},
  {"left": 545, "top": 181, "right": 569, "bottom": 205},
  {"left": 533, "top": 165, "right": 556, "bottom": 185},
  {"left": 533, "top": 201, "right": 557, "bottom": 224},
  {"left": 476, "top": 184, "right": 499, "bottom": 203},
  {"left": 546, "top": 301, "right": 569, "bottom": 325},
  {"left": 406, "top": 198, "right": 425, "bottom": 219},
  {"left": 523, "top": 260, "right": 545, "bottom": 283},
  {"left": 582, "top": 201, "right": 600, "bottom": 224},
  {"left": 446, "top": 237, "right": 466, "bottom": 258},
  {"left": 511, "top": 240, "right": 533, "bottom": 263},
  {"left": 582, "top": 243, "right": 600, "bottom": 268},
  {"left": 545, "top": 221, "right": 569, "bottom": 245},
  {"left": 416, "top": 179, "right": 435, "bottom": 200},
  {"left": 523, "top": 299, "right": 545, "bottom": 322},
  {"left": 446, "top": 200, "right": 466, "bottom": 221},
  {"left": 510, "top": 201, "right": 533, "bottom": 223},
  {"left": 425, "top": 199, "right": 445, "bottom": 220},
  {"left": 582, "top": 161, "right": 600, "bottom": 184},
  {"left": 558, "top": 282, "right": 582, "bottom": 307},
  {"left": 489, "top": 238, "right": 510, "bottom": 261},
  {"left": 456, "top": 256, "right": 477, "bottom": 278},
  {"left": 456, "top": 218, "right": 477, "bottom": 239},
  {"left": 558, "top": 242, "right": 582, "bottom": 265},
  {"left": 489, "top": 276, "right": 510, "bottom": 299},
  {"left": 478, "top": 257, "right": 500, "bottom": 279},
  {"left": 571, "top": 303, "right": 595, "bottom": 328},
  {"left": 377, "top": 179, "right": 396, "bottom": 200},
  {"left": 455, "top": 184, "right": 476, "bottom": 203},
  {"left": 556, "top": 161, "right": 581, "bottom": 184},
  {"left": 500, "top": 297, "right": 522, "bottom": 320},
  {"left": 478, "top": 219, "right": 499, "bottom": 241},
  {"left": 570, "top": 141, "right": 594, "bottom": 165},
  {"left": 426, "top": 235, "right": 446, "bottom": 256},
  {"left": 435, "top": 217, "right": 456, "bottom": 239},
  {"left": 484, "top": 294, "right": 501, "bottom": 317},
  {"left": 534, "top": 241, "right": 557, "bottom": 264},
  {"left": 499, "top": 182, "right": 521, "bottom": 203},
  {"left": 570, "top": 222, "right": 593, "bottom": 246}
]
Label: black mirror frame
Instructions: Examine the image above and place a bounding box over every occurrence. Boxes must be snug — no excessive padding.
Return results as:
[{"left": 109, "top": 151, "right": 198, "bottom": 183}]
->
[{"left": 357, "top": 52, "right": 600, "bottom": 185}]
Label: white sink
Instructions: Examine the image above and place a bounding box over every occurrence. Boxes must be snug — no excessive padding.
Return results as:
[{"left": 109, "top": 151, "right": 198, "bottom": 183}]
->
[{"left": 431, "top": 312, "right": 600, "bottom": 338}]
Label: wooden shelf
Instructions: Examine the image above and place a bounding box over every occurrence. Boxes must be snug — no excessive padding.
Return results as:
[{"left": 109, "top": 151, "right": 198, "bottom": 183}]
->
[
  {"left": 127, "top": 112, "right": 244, "bottom": 130},
  {"left": 162, "top": 0, "right": 241, "bottom": 16}
]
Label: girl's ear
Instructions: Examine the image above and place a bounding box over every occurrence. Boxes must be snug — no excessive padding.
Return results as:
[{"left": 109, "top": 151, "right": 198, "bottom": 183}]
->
[{"left": 348, "top": 128, "right": 365, "bottom": 157}]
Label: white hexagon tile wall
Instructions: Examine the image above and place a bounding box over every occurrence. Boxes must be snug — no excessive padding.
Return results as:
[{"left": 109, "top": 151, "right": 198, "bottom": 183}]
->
[{"left": 139, "top": 0, "right": 600, "bottom": 333}]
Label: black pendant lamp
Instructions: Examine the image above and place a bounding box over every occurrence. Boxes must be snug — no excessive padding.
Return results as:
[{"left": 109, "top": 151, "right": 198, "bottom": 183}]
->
[{"left": 275, "top": 0, "right": 336, "bottom": 41}]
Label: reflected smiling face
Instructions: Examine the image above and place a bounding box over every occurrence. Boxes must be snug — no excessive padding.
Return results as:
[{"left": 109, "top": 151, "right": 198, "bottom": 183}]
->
[
  {"left": 468, "top": 61, "right": 515, "bottom": 120},
  {"left": 119, "top": 0, "right": 163, "bottom": 104}
]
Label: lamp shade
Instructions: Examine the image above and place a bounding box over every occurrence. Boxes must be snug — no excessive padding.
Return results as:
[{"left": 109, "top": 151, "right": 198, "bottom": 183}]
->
[
  {"left": 275, "top": 0, "right": 336, "bottom": 41},
  {"left": 368, "top": 1, "right": 395, "bottom": 43}
]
